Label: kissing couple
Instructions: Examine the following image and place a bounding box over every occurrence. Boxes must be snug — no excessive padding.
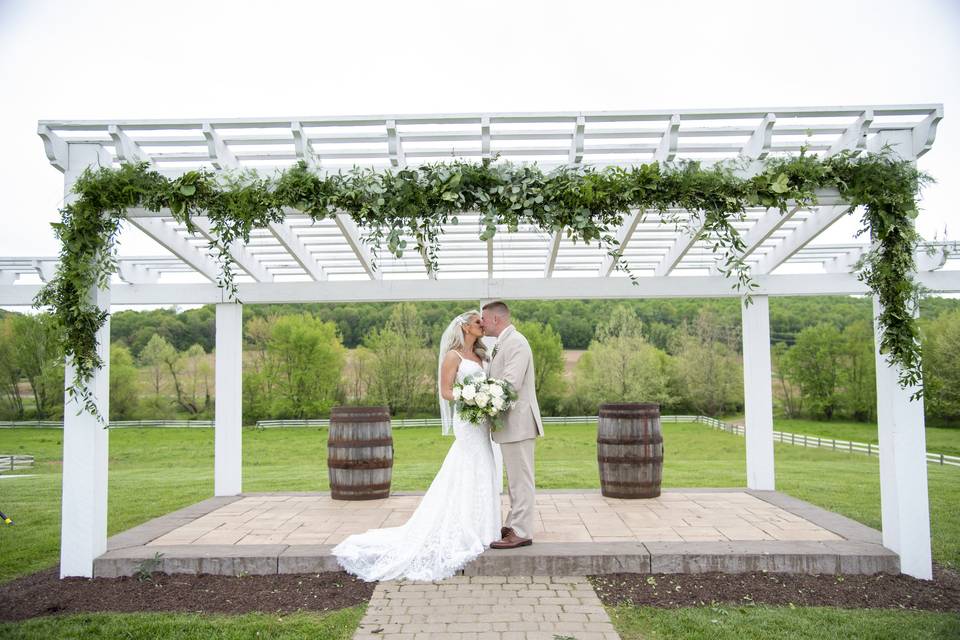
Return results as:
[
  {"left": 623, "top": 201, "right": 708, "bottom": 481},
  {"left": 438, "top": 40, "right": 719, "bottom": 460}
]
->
[{"left": 333, "top": 300, "right": 544, "bottom": 581}]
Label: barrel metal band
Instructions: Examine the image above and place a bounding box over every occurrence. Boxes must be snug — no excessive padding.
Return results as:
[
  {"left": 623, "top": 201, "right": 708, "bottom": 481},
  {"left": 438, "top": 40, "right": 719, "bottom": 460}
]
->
[
  {"left": 597, "top": 455, "right": 664, "bottom": 464},
  {"left": 332, "top": 481, "right": 392, "bottom": 492},
  {"left": 327, "top": 458, "right": 394, "bottom": 469},
  {"left": 328, "top": 438, "right": 394, "bottom": 448},
  {"left": 597, "top": 437, "right": 663, "bottom": 445}
]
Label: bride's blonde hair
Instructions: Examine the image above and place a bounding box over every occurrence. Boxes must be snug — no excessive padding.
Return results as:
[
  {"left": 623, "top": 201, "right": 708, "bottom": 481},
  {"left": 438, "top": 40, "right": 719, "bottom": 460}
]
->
[{"left": 438, "top": 310, "right": 487, "bottom": 362}]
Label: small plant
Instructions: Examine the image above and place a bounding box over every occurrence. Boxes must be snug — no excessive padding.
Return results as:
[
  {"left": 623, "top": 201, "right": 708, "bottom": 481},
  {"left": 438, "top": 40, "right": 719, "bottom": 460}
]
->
[{"left": 135, "top": 552, "right": 164, "bottom": 582}]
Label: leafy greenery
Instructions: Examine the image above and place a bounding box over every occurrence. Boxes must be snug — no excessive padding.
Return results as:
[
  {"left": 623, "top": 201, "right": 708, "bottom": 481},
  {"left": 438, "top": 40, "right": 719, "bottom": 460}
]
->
[
  {"left": 607, "top": 604, "right": 960, "bottom": 640},
  {"left": 32, "top": 152, "right": 931, "bottom": 424}
]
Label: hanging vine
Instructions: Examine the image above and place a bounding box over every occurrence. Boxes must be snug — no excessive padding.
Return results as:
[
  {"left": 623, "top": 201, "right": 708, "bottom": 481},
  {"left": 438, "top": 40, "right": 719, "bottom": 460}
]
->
[{"left": 33, "top": 150, "right": 930, "bottom": 424}]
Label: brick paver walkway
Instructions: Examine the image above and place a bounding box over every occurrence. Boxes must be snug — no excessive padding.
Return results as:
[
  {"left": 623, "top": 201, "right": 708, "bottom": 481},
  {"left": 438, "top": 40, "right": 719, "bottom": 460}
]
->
[
  {"left": 148, "top": 491, "right": 841, "bottom": 546},
  {"left": 353, "top": 575, "right": 620, "bottom": 640}
]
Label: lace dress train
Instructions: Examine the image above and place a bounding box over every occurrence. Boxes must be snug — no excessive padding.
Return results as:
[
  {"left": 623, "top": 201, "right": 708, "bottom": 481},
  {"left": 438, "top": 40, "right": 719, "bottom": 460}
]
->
[{"left": 332, "top": 358, "right": 501, "bottom": 582}]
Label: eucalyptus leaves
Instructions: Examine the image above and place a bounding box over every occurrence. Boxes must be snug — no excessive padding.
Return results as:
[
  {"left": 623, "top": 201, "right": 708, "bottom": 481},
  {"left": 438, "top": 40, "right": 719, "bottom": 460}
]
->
[{"left": 34, "top": 151, "right": 929, "bottom": 424}]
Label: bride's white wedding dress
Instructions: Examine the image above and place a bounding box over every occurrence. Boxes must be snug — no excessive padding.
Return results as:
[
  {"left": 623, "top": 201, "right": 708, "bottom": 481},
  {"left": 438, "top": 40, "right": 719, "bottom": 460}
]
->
[{"left": 332, "top": 355, "right": 502, "bottom": 582}]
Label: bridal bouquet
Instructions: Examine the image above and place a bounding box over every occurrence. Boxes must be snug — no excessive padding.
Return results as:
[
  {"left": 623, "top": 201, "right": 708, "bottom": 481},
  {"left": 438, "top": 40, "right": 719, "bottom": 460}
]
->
[{"left": 452, "top": 374, "right": 517, "bottom": 430}]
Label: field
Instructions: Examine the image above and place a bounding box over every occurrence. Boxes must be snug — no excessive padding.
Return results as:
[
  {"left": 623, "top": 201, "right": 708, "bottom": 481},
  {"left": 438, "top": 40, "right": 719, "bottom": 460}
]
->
[{"left": 0, "top": 421, "right": 957, "bottom": 638}]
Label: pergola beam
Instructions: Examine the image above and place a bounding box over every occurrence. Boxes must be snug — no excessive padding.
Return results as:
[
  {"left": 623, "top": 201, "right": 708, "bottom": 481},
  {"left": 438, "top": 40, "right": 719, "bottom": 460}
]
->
[
  {"left": 599, "top": 210, "right": 643, "bottom": 276},
  {"left": 386, "top": 119, "right": 405, "bottom": 168},
  {"left": 655, "top": 115, "right": 681, "bottom": 162},
  {"left": 267, "top": 221, "right": 326, "bottom": 281},
  {"left": 543, "top": 232, "right": 562, "bottom": 277},
  {"left": 125, "top": 217, "right": 221, "bottom": 283},
  {"left": 190, "top": 218, "right": 274, "bottom": 283},
  {"left": 7, "top": 271, "right": 959, "bottom": 307},
  {"left": 654, "top": 213, "right": 704, "bottom": 276},
  {"left": 752, "top": 205, "right": 849, "bottom": 275},
  {"left": 202, "top": 123, "right": 238, "bottom": 169},
  {"left": 334, "top": 213, "right": 380, "bottom": 280}
]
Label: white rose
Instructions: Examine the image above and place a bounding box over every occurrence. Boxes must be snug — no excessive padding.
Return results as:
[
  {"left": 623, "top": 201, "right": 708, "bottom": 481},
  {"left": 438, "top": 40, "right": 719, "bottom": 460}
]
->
[
  {"left": 461, "top": 385, "right": 476, "bottom": 401},
  {"left": 475, "top": 393, "right": 489, "bottom": 407},
  {"left": 452, "top": 387, "right": 462, "bottom": 400},
  {"left": 489, "top": 384, "right": 504, "bottom": 398},
  {"left": 491, "top": 396, "right": 504, "bottom": 410}
]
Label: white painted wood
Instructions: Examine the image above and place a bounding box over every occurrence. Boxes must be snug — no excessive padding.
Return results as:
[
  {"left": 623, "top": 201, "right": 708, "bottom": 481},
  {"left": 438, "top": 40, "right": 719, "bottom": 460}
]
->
[
  {"left": 38, "top": 124, "right": 68, "bottom": 172},
  {"left": 125, "top": 217, "right": 221, "bottom": 283},
  {"left": 117, "top": 262, "right": 159, "bottom": 284},
  {"left": 752, "top": 205, "right": 849, "bottom": 275},
  {"left": 59, "top": 144, "right": 113, "bottom": 578},
  {"left": 386, "top": 119, "right": 405, "bottom": 168},
  {"left": 191, "top": 218, "right": 274, "bottom": 283},
  {"left": 655, "top": 115, "right": 681, "bottom": 162},
  {"left": 599, "top": 210, "right": 642, "bottom": 276},
  {"left": 873, "top": 297, "right": 932, "bottom": 579},
  {"left": 108, "top": 125, "right": 149, "bottom": 163},
  {"left": 215, "top": 303, "right": 243, "bottom": 497},
  {"left": 569, "top": 115, "right": 585, "bottom": 164},
  {"left": 827, "top": 110, "right": 873, "bottom": 157},
  {"left": 544, "top": 232, "right": 562, "bottom": 277},
  {"left": 742, "top": 295, "right": 775, "bottom": 490},
  {"left": 7, "top": 271, "right": 958, "bottom": 307},
  {"left": 654, "top": 213, "right": 704, "bottom": 276},
  {"left": 742, "top": 113, "right": 776, "bottom": 160},
  {"left": 202, "top": 123, "right": 238, "bottom": 169},
  {"left": 291, "top": 121, "right": 319, "bottom": 168},
  {"left": 868, "top": 128, "right": 932, "bottom": 579},
  {"left": 334, "top": 213, "right": 380, "bottom": 279},
  {"left": 267, "top": 221, "right": 326, "bottom": 281}
]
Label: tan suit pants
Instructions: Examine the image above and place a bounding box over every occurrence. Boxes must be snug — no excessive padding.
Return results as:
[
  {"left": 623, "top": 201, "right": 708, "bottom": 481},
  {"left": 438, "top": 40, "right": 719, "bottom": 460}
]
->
[{"left": 500, "top": 437, "right": 536, "bottom": 539}]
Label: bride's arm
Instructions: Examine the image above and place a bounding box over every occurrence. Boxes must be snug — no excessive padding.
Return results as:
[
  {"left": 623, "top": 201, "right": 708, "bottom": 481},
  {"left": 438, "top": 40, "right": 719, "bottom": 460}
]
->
[{"left": 439, "top": 351, "right": 460, "bottom": 402}]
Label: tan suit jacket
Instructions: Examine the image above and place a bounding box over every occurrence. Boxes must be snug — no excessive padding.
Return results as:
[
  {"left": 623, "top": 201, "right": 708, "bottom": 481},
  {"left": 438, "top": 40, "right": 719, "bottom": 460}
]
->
[{"left": 488, "top": 325, "right": 544, "bottom": 444}]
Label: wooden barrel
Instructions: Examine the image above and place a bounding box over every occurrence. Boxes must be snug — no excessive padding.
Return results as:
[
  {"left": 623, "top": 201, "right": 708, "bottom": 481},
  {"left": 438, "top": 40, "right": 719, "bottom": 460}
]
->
[
  {"left": 597, "top": 403, "right": 663, "bottom": 499},
  {"left": 328, "top": 406, "right": 393, "bottom": 500}
]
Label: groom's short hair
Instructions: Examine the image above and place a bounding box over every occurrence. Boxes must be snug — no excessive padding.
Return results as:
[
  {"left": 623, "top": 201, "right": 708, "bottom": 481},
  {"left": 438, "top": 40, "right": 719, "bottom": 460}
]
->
[{"left": 482, "top": 300, "right": 510, "bottom": 318}]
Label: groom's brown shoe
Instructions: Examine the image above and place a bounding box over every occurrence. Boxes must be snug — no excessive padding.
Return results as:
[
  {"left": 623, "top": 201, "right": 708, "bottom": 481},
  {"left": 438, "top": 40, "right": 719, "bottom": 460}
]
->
[
  {"left": 491, "top": 527, "right": 532, "bottom": 549},
  {"left": 501, "top": 526, "right": 511, "bottom": 540}
]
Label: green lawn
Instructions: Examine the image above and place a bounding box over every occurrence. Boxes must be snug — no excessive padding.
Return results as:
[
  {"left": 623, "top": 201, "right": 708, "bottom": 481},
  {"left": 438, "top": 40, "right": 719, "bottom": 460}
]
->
[
  {"left": 0, "top": 608, "right": 364, "bottom": 639},
  {"left": 772, "top": 419, "right": 960, "bottom": 457},
  {"left": 1, "top": 421, "right": 958, "bottom": 586},
  {"left": 608, "top": 605, "right": 960, "bottom": 640}
]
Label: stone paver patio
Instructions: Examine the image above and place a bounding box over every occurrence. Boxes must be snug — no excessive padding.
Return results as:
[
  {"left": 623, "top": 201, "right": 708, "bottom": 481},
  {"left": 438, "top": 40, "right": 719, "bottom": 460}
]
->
[
  {"left": 95, "top": 489, "right": 898, "bottom": 578},
  {"left": 354, "top": 575, "right": 620, "bottom": 640},
  {"left": 147, "top": 490, "right": 842, "bottom": 547}
]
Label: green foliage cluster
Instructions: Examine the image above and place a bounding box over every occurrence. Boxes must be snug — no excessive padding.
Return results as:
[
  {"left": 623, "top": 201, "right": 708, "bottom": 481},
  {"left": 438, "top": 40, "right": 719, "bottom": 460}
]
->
[{"left": 33, "top": 152, "right": 930, "bottom": 423}]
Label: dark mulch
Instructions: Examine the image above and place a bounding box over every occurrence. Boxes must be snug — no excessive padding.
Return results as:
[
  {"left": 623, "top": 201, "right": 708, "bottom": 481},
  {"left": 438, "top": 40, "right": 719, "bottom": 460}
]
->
[
  {"left": 0, "top": 567, "right": 374, "bottom": 623},
  {"left": 590, "top": 565, "right": 960, "bottom": 612}
]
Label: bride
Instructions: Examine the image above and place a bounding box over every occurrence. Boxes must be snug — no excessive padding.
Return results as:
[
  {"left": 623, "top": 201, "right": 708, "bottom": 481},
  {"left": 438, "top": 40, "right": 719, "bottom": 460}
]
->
[{"left": 331, "top": 310, "right": 503, "bottom": 582}]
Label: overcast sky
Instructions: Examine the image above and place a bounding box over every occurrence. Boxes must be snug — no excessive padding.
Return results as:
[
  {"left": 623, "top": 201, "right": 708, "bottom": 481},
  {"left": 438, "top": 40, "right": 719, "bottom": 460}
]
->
[{"left": 1, "top": 0, "right": 958, "bottom": 263}]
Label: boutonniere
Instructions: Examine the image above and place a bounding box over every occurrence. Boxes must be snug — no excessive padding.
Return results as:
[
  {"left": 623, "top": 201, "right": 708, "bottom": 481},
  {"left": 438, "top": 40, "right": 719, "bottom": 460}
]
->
[{"left": 491, "top": 344, "right": 500, "bottom": 360}]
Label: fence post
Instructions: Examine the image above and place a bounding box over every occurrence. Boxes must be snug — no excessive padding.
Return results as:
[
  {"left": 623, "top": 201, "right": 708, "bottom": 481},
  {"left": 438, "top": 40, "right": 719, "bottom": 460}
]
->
[
  {"left": 868, "top": 442, "right": 872, "bottom": 456},
  {"left": 941, "top": 453, "right": 944, "bottom": 465}
]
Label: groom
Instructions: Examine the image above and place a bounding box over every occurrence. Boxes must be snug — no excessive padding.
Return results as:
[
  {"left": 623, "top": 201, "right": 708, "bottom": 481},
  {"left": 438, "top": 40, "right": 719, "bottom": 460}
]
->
[{"left": 481, "top": 300, "right": 544, "bottom": 549}]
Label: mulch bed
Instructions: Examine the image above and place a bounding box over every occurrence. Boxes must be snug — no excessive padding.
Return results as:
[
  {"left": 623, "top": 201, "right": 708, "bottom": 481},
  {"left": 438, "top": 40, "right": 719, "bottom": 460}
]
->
[
  {"left": 590, "top": 565, "right": 960, "bottom": 612},
  {"left": 0, "top": 567, "right": 375, "bottom": 623}
]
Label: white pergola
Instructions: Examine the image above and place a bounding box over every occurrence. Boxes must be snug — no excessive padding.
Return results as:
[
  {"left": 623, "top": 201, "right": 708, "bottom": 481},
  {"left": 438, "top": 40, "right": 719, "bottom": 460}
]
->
[{"left": 1, "top": 105, "right": 955, "bottom": 580}]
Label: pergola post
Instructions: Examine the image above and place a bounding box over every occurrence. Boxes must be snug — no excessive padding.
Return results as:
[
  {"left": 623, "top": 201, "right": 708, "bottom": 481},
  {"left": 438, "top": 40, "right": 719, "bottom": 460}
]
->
[
  {"left": 215, "top": 302, "right": 243, "bottom": 496},
  {"left": 870, "top": 129, "right": 932, "bottom": 579},
  {"left": 741, "top": 295, "right": 775, "bottom": 490},
  {"left": 60, "top": 144, "right": 113, "bottom": 578}
]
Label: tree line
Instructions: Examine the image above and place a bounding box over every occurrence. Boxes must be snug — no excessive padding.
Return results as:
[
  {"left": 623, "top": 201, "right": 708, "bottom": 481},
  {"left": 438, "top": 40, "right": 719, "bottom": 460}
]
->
[{"left": 2, "top": 297, "right": 960, "bottom": 424}]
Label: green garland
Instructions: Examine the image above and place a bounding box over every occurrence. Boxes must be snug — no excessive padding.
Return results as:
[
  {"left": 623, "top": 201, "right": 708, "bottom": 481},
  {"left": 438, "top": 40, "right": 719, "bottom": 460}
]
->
[{"left": 34, "top": 151, "right": 930, "bottom": 424}]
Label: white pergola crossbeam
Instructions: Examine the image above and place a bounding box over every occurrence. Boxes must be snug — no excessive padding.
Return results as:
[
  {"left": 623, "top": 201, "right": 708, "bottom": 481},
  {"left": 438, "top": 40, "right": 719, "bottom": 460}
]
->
[
  {"left": 267, "top": 221, "right": 327, "bottom": 281},
  {"left": 334, "top": 213, "right": 380, "bottom": 280},
  {"left": 191, "top": 218, "right": 274, "bottom": 283},
  {"left": 125, "top": 217, "right": 221, "bottom": 283},
  {"left": 752, "top": 205, "right": 849, "bottom": 275}
]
